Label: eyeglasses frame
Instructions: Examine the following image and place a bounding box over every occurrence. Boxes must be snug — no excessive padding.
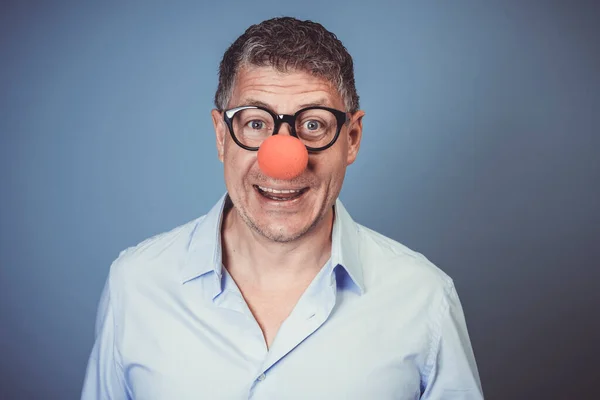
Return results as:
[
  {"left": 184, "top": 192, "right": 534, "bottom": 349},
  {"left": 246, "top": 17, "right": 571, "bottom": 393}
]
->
[{"left": 223, "top": 105, "right": 349, "bottom": 152}]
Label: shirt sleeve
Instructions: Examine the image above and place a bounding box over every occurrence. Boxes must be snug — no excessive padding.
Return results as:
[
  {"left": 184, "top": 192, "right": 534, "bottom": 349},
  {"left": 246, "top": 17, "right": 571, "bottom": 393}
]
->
[
  {"left": 81, "top": 272, "right": 129, "bottom": 400},
  {"left": 421, "top": 282, "right": 484, "bottom": 399}
]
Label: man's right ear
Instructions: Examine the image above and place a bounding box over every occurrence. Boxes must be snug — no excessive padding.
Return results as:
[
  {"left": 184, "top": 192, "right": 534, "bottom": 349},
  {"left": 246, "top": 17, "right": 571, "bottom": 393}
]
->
[{"left": 211, "top": 109, "right": 226, "bottom": 163}]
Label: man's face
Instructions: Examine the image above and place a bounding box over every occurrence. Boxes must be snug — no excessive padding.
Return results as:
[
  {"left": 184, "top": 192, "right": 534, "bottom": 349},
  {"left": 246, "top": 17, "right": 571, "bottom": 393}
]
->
[{"left": 211, "top": 65, "right": 364, "bottom": 243}]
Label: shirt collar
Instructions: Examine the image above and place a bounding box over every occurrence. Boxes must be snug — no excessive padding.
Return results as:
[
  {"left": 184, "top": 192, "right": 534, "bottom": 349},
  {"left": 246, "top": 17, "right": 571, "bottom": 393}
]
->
[
  {"left": 181, "top": 194, "right": 228, "bottom": 283},
  {"left": 330, "top": 198, "right": 365, "bottom": 294},
  {"left": 181, "top": 193, "right": 365, "bottom": 294}
]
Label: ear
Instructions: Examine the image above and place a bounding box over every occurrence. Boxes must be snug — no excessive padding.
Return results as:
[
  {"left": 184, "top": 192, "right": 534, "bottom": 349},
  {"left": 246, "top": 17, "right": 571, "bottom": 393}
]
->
[
  {"left": 346, "top": 110, "right": 365, "bottom": 165},
  {"left": 211, "top": 109, "right": 226, "bottom": 163}
]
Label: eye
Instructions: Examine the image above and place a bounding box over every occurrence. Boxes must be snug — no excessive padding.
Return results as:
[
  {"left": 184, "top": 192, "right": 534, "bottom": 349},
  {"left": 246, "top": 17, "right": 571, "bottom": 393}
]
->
[
  {"left": 303, "top": 120, "right": 321, "bottom": 131},
  {"left": 247, "top": 120, "right": 266, "bottom": 130}
]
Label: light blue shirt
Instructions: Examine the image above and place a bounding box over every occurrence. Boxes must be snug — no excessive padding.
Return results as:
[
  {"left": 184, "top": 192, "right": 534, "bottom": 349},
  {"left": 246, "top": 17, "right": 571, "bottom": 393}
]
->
[{"left": 82, "top": 194, "right": 483, "bottom": 399}]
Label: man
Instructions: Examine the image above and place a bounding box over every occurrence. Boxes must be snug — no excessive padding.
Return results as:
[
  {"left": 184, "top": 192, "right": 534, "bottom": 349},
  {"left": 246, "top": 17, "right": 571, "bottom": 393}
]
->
[{"left": 82, "top": 17, "right": 483, "bottom": 399}]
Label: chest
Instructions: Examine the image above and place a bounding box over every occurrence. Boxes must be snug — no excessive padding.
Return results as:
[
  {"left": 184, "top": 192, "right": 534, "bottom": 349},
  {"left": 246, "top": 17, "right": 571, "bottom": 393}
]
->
[
  {"left": 118, "top": 287, "right": 429, "bottom": 400},
  {"left": 240, "top": 286, "right": 308, "bottom": 348}
]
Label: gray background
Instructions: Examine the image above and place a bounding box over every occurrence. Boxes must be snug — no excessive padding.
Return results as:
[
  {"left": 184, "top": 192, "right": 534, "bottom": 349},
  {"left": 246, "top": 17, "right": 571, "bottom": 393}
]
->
[{"left": 1, "top": 1, "right": 598, "bottom": 399}]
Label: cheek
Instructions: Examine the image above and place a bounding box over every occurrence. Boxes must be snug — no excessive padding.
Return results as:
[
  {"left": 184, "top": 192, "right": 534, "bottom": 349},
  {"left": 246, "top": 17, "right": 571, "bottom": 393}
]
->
[
  {"left": 310, "top": 150, "right": 347, "bottom": 179},
  {"left": 223, "top": 146, "right": 257, "bottom": 186}
]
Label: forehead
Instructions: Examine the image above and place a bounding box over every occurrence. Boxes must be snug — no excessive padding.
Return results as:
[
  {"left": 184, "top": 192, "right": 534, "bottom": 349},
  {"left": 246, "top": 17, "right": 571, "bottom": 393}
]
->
[{"left": 229, "top": 65, "right": 344, "bottom": 111}]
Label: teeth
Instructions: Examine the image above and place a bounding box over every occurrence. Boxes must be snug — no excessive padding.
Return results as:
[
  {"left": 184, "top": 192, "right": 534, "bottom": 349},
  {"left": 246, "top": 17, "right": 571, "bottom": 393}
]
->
[{"left": 258, "top": 185, "right": 302, "bottom": 194}]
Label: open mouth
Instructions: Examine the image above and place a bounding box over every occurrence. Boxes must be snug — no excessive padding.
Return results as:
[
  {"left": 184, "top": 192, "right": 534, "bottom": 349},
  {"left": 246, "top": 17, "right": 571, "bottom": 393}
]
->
[{"left": 254, "top": 185, "right": 309, "bottom": 201}]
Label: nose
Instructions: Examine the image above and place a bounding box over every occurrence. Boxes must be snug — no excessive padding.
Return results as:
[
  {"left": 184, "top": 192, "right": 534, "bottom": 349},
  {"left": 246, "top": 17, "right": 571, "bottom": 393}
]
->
[
  {"left": 257, "top": 135, "right": 308, "bottom": 180},
  {"left": 276, "top": 120, "right": 294, "bottom": 136}
]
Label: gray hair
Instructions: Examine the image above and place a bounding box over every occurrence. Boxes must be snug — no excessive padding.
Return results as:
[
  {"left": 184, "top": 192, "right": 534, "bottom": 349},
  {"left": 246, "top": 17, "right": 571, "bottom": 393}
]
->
[{"left": 214, "top": 17, "right": 359, "bottom": 112}]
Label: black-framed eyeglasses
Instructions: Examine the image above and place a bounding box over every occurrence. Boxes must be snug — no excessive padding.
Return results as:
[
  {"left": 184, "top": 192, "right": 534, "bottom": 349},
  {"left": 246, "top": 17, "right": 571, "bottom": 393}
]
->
[{"left": 223, "top": 105, "right": 349, "bottom": 152}]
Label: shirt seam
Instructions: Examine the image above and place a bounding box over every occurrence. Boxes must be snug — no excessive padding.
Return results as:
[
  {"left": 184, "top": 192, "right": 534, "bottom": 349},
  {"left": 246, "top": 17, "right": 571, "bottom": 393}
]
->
[
  {"left": 423, "top": 279, "right": 453, "bottom": 382},
  {"left": 109, "top": 261, "right": 131, "bottom": 398}
]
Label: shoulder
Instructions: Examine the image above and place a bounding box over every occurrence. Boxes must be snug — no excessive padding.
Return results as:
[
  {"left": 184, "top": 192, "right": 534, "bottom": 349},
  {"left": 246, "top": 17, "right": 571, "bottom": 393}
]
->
[
  {"left": 106, "top": 216, "right": 206, "bottom": 290},
  {"left": 356, "top": 223, "right": 454, "bottom": 297}
]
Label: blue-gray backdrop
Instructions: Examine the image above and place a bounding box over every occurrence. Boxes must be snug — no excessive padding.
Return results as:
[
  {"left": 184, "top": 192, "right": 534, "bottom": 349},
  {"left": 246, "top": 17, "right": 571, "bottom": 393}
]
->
[{"left": 1, "top": 2, "right": 598, "bottom": 399}]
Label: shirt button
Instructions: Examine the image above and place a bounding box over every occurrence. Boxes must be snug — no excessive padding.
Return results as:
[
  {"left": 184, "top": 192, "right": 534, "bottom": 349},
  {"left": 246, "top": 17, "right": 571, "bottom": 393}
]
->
[{"left": 257, "top": 373, "right": 266, "bottom": 381}]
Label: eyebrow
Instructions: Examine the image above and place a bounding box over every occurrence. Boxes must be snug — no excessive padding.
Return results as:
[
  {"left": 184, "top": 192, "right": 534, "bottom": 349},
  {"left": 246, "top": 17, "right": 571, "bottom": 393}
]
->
[
  {"left": 236, "top": 98, "right": 331, "bottom": 113},
  {"left": 298, "top": 99, "right": 329, "bottom": 108},
  {"left": 238, "top": 98, "right": 272, "bottom": 109}
]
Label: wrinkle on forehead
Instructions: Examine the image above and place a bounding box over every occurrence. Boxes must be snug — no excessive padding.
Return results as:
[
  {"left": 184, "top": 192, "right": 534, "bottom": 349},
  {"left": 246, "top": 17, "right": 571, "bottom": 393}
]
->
[{"left": 229, "top": 66, "right": 343, "bottom": 112}]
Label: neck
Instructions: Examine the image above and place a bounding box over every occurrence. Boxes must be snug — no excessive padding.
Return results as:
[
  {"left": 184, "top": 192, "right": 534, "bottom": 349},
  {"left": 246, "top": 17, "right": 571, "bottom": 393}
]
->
[{"left": 221, "top": 201, "right": 334, "bottom": 290}]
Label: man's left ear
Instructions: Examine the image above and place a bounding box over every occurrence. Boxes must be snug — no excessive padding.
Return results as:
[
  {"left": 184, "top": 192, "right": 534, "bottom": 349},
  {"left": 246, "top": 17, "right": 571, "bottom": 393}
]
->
[{"left": 346, "top": 110, "right": 365, "bottom": 165}]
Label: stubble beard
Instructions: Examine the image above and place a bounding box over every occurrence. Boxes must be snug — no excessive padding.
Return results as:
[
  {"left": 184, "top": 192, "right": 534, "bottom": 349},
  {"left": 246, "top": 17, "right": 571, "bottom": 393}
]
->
[{"left": 235, "top": 197, "right": 331, "bottom": 244}]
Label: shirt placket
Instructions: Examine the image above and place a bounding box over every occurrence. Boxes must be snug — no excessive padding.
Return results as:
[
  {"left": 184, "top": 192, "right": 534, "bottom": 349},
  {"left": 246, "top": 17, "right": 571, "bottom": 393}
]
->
[{"left": 247, "top": 266, "right": 338, "bottom": 399}]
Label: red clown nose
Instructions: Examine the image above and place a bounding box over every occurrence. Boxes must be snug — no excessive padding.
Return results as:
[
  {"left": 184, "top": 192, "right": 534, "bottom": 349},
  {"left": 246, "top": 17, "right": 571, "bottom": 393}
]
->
[{"left": 257, "top": 135, "right": 309, "bottom": 180}]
